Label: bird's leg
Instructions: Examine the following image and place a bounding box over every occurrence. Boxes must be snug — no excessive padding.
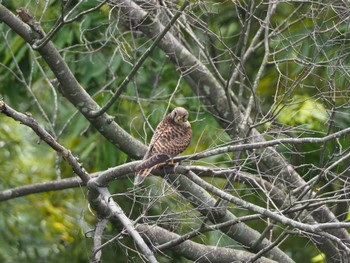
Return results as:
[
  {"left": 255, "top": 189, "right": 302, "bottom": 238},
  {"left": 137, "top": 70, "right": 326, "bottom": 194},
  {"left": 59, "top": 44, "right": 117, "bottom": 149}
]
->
[
  {"left": 149, "top": 156, "right": 175, "bottom": 170},
  {"left": 155, "top": 160, "right": 171, "bottom": 168},
  {"left": 157, "top": 157, "right": 175, "bottom": 167}
]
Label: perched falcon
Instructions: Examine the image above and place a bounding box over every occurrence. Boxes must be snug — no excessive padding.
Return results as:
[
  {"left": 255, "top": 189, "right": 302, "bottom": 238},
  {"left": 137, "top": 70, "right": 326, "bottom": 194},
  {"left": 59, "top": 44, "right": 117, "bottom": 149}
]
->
[{"left": 135, "top": 107, "right": 192, "bottom": 185}]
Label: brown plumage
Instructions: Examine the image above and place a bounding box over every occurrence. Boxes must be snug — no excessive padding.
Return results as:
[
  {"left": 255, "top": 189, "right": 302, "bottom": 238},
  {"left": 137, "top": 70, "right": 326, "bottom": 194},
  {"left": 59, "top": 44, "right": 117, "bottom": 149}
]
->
[{"left": 135, "top": 107, "right": 192, "bottom": 185}]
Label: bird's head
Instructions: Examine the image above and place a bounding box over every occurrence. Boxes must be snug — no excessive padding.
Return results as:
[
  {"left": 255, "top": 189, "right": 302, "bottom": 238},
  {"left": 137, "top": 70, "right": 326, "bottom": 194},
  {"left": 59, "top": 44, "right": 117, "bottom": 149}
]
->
[{"left": 171, "top": 107, "right": 190, "bottom": 127}]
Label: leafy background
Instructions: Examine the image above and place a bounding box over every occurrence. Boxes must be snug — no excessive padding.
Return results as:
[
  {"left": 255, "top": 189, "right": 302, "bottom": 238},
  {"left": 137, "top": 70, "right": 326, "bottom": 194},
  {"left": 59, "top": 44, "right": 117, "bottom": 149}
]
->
[{"left": 1, "top": 1, "right": 350, "bottom": 262}]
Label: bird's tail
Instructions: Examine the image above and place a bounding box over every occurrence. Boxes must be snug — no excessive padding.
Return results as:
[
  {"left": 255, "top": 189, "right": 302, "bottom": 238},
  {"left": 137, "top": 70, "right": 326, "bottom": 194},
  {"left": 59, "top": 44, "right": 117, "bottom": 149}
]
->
[
  {"left": 134, "top": 154, "right": 170, "bottom": 185},
  {"left": 134, "top": 168, "right": 154, "bottom": 185}
]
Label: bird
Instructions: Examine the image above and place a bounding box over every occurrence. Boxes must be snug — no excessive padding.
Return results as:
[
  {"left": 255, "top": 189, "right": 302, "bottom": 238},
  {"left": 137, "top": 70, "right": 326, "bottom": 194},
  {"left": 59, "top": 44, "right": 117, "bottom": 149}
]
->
[{"left": 135, "top": 107, "right": 192, "bottom": 185}]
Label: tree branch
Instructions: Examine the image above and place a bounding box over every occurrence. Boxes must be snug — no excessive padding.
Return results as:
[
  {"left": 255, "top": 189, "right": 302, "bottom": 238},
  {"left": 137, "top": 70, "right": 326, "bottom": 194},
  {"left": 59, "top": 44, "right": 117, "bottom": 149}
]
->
[
  {"left": 91, "top": 218, "right": 108, "bottom": 263},
  {"left": 87, "top": 179, "right": 158, "bottom": 263},
  {"left": 163, "top": 173, "right": 295, "bottom": 263},
  {"left": 137, "top": 224, "right": 279, "bottom": 263},
  {"left": 184, "top": 169, "right": 350, "bottom": 256},
  {"left": 0, "top": 176, "right": 86, "bottom": 202},
  {"left": 176, "top": 125, "right": 350, "bottom": 162}
]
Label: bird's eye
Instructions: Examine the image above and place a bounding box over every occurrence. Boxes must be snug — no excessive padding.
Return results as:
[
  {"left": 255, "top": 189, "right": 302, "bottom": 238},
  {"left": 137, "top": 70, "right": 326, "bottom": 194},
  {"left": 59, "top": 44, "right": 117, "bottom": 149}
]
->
[
  {"left": 171, "top": 111, "right": 177, "bottom": 120},
  {"left": 182, "top": 115, "right": 188, "bottom": 122}
]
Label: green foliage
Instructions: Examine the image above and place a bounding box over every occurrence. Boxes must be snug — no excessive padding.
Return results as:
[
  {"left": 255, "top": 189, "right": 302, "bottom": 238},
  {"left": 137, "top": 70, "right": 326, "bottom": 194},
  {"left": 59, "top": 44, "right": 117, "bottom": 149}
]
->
[
  {"left": 311, "top": 253, "right": 325, "bottom": 263},
  {"left": 0, "top": 116, "right": 94, "bottom": 262},
  {"left": 277, "top": 95, "right": 327, "bottom": 130}
]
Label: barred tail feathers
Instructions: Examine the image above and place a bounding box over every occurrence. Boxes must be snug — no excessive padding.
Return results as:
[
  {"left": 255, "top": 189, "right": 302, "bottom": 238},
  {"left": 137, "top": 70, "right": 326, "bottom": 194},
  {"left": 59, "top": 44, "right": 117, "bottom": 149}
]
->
[
  {"left": 134, "top": 154, "right": 170, "bottom": 185},
  {"left": 134, "top": 168, "right": 153, "bottom": 185}
]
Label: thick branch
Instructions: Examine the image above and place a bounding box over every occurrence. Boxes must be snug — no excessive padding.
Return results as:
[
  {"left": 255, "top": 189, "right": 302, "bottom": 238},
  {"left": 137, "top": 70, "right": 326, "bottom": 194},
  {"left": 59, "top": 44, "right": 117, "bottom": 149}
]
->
[
  {"left": 0, "top": 176, "right": 85, "bottom": 201},
  {"left": 136, "top": 224, "right": 279, "bottom": 263},
  {"left": 109, "top": 0, "right": 235, "bottom": 128},
  {"left": 86, "top": 161, "right": 292, "bottom": 261}
]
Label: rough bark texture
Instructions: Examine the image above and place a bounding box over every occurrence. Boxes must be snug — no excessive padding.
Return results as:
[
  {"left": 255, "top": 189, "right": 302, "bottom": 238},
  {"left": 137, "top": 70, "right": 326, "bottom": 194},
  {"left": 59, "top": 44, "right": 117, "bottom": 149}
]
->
[{"left": 137, "top": 224, "right": 279, "bottom": 263}]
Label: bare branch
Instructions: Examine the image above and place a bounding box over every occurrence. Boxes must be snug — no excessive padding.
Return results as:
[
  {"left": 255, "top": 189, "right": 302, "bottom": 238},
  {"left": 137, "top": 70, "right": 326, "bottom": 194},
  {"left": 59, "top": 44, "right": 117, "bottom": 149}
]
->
[
  {"left": 0, "top": 176, "right": 86, "bottom": 202},
  {"left": 184, "top": 169, "right": 350, "bottom": 255},
  {"left": 87, "top": 180, "right": 158, "bottom": 263},
  {"left": 91, "top": 218, "right": 108, "bottom": 263},
  {"left": 163, "top": 172, "right": 295, "bottom": 263},
  {"left": 137, "top": 224, "right": 279, "bottom": 263}
]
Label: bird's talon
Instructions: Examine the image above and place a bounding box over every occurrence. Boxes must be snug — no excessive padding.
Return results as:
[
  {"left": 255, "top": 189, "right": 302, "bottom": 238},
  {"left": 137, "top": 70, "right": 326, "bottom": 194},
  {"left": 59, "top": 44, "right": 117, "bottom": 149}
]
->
[{"left": 166, "top": 159, "right": 175, "bottom": 166}]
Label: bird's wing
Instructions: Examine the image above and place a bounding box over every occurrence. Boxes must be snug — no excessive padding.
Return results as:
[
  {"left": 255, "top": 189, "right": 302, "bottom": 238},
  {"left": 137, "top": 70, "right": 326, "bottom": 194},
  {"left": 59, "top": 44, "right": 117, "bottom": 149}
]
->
[
  {"left": 141, "top": 116, "right": 170, "bottom": 160},
  {"left": 135, "top": 116, "right": 172, "bottom": 185}
]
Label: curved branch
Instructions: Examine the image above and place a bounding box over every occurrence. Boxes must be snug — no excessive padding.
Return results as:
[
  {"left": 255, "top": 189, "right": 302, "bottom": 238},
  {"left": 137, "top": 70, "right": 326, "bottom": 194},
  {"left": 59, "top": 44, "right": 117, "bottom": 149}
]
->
[{"left": 175, "top": 125, "right": 350, "bottom": 162}]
